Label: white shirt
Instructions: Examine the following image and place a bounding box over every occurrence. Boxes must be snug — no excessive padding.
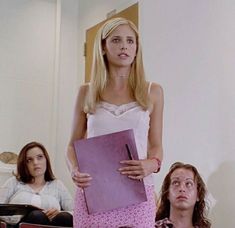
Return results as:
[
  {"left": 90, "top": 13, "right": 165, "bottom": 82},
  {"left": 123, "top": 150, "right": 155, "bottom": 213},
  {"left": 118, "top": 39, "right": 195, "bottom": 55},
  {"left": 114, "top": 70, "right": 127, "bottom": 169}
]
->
[{"left": 0, "top": 176, "right": 73, "bottom": 212}]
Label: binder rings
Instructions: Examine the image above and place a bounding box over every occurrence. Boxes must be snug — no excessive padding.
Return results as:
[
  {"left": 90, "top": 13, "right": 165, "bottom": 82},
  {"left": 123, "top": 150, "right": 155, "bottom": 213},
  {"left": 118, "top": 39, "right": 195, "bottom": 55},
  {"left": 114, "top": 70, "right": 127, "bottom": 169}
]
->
[{"left": 74, "top": 129, "right": 147, "bottom": 214}]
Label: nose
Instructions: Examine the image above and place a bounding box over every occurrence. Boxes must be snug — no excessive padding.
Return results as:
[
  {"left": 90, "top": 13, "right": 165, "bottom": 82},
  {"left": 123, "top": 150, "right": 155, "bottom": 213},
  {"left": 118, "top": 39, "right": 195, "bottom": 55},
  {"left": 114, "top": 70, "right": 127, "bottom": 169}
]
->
[
  {"left": 120, "top": 41, "right": 127, "bottom": 50},
  {"left": 32, "top": 158, "right": 39, "bottom": 165},
  {"left": 179, "top": 183, "right": 186, "bottom": 192}
]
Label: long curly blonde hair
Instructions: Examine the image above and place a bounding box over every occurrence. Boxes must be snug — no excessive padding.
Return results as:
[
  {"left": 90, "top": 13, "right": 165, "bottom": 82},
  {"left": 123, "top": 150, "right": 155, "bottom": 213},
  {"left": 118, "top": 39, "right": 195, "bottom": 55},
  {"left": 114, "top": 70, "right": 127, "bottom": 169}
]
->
[{"left": 84, "top": 17, "right": 149, "bottom": 113}]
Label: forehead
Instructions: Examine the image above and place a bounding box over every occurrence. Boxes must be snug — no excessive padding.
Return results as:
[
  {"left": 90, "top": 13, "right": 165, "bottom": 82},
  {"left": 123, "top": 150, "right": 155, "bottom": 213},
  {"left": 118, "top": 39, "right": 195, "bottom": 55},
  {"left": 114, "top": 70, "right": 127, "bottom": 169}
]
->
[
  {"left": 171, "top": 168, "right": 195, "bottom": 181},
  {"left": 26, "top": 147, "right": 44, "bottom": 157},
  {"left": 108, "top": 24, "right": 136, "bottom": 37}
]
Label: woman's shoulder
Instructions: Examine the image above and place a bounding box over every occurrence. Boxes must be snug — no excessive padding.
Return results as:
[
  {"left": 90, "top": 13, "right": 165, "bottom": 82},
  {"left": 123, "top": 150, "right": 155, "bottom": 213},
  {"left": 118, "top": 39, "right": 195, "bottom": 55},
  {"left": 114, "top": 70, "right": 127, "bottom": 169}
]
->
[
  {"left": 47, "top": 179, "right": 66, "bottom": 188},
  {"left": 6, "top": 176, "right": 17, "bottom": 183},
  {"left": 147, "top": 81, "right": 164, "bottom": 106},
  {"left": 47, "top": 179, "right": 71, "bottom": 197},
  {"left": 76, "top": 83, "right": 90, "bottom": 102},
  {"left": 79, "top": 83, "right": 90, "bottom": 94},
  {"left": 148, "top": 82, "right": 163, "bottom": 95},
  {"left": 3, "top": 176, "right": 18, "bottom": 186}
]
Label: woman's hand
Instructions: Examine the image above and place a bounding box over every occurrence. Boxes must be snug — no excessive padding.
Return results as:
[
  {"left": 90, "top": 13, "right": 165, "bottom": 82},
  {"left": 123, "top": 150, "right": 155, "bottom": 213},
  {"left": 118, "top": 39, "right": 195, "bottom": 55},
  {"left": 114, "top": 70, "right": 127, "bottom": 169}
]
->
[
  {"left": 119, "top": 159, "right": 158, "bottom": 180},
  {"left": 71, "top": 166, "right": 92, "bottom": 188},
  {"left": 43, "top": 208, "right": 60, "bottom": 220}
]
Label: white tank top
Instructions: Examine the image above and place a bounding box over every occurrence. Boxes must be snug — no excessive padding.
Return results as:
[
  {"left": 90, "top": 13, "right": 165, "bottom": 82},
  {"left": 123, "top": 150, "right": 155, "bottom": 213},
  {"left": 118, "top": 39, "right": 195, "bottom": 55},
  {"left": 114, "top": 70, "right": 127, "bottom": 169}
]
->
[{"left": 87, "top": 83, "right": 153, "bottom": 186}]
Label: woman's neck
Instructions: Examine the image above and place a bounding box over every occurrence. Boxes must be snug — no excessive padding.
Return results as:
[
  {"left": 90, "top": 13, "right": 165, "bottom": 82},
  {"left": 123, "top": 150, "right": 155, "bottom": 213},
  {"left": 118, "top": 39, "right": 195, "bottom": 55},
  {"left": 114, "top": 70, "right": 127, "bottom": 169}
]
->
[
  {"left": 107, "top": 78, "right": 128, "bottom": 90},
  {"left": 169, "top": 209, "right": 194, "bottom": 228},
  {"left": 108, "top": 65, "right": 131, "bottom": 81},
  {"left": 103, "top": 77, "right": 134, "bottom": 104},
  {"left": 28, "top": 176, "right": 46, "bottom": 193},
  {"left": 30, "top": 175, "right": 46, "bottom": 186}
]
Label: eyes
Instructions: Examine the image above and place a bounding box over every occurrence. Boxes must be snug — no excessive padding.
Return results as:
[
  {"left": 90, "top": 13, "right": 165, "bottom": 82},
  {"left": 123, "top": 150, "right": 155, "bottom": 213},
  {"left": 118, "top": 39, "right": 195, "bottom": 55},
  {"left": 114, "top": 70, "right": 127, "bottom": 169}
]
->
[
  {"left": 171, "top": 180, "right": 195, "bottom": 189},
  {"left": 111, "top": 37, "right": 135, "bottom": 44},
  {"left": 26, "top": 154, "right": 45, "bottom": 163}
]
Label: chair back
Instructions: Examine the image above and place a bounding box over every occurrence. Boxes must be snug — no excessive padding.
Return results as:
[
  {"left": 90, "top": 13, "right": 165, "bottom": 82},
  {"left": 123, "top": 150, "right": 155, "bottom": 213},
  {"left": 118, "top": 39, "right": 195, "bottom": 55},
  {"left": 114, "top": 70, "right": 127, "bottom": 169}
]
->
[{"left": 0, "top": 221, "right": 7, "bottom": 228}]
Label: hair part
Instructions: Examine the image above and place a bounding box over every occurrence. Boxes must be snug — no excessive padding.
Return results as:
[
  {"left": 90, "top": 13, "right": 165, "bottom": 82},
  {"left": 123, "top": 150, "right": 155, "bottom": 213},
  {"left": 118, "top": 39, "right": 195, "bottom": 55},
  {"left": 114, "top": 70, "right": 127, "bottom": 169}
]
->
[
  {"left": 84, "top": 17, "right": 149, "bottom": 113},
  {"left": 15, "top": 141, "right": 55, "bottom": 183},
  {"left": 156, "top": 162, "right": 211, "bottom": 228}
]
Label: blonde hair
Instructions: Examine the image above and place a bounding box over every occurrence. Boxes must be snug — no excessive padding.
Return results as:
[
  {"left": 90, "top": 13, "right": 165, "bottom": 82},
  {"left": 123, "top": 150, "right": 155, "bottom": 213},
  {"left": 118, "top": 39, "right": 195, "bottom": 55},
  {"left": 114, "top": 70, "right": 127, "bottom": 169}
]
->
[{"left": 84, "top": 17, "right": 149, "bottom": 113}]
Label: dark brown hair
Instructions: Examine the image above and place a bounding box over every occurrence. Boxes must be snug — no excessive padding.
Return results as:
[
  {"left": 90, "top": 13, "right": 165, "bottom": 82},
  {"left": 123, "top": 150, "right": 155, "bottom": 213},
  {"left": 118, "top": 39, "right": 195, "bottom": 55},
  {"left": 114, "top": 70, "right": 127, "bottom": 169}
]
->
[
  {"left": 15, "top": 141, "right": 55, "bottom": 183},
  {"left": 156, "top": 162, "right": 211, "bottom": 228}
]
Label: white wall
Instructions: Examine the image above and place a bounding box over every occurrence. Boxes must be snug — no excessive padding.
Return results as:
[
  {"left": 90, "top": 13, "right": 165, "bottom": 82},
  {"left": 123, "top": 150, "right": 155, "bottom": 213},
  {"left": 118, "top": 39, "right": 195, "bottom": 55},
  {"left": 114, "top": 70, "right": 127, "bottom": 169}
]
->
[
  {"left": 0, "top": 0, "right": 79, "bottom": 196},
  {"left": 54, "top": 0, "right": 79, "bottom": 195},
  {"left": 1, "top": 0, "right": 235, "bottom": 226},
  {"left": 140, "top": 0, "right": 235, "bottom": 227},
  {"left": 0, "top": 0, "right": 56, "bottom": 155}
]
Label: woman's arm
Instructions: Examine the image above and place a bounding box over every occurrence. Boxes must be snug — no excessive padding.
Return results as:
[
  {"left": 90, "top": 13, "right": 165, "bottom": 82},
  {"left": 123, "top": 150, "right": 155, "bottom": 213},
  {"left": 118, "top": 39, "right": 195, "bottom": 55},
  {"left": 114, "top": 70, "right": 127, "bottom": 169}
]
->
[
  {"left": 0, "top": 176, "right": 17, "bottom": 203},
  {"left": 119, "top": 83, "right": 164, "bottom": 179},
  {"left": 57, "top": 180, "right": 73, "bottom": 212},
  {"left": 147, "top": 82, "right": 164, "bottom": 162},
  {"left": 66, "top": 84, "right": 92, "bottom": 188},
  {"left": 66, "top": 84, "right": 87, "bottom": 172}
]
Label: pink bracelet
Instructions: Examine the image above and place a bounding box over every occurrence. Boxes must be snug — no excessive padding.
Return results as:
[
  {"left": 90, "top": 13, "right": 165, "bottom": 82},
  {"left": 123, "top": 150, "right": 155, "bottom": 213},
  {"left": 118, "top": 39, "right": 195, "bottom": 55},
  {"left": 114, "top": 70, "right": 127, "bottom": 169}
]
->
[{"left": 150, "top": 157, "right": 162, "bottom": 173}]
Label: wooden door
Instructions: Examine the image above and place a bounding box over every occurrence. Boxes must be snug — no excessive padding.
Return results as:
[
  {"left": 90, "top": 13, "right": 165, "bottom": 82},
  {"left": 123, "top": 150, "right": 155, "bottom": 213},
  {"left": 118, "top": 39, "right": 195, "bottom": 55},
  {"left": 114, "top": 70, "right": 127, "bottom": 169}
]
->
[{"left": 84, "top": 3, "right": 138, "bottom": 82}]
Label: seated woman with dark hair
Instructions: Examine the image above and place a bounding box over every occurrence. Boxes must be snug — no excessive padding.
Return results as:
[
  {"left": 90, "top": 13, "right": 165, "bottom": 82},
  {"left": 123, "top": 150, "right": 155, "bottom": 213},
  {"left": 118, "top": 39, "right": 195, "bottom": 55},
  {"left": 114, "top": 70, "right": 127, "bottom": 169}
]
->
[
  {"left": 155, "top": 162, "right": 211, "bottom": 228},
  {"left": 0, "top": 142, "right": 73, "bottom": 227}
]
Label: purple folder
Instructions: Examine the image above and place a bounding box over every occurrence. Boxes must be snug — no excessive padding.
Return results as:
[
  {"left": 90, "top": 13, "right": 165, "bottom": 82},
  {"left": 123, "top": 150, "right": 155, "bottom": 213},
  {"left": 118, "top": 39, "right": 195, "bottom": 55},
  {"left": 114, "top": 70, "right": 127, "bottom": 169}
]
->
[{"left": 73, "top": 129, "right": 147, "bottom": 214}]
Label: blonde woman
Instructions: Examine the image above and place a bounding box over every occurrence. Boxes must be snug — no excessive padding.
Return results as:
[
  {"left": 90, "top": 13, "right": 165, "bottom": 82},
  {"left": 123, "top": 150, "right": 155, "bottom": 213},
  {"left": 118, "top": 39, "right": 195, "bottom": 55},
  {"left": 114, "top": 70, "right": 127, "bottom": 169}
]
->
[{"left": 66, "top": 17, "right": 164, "bottom": 227}]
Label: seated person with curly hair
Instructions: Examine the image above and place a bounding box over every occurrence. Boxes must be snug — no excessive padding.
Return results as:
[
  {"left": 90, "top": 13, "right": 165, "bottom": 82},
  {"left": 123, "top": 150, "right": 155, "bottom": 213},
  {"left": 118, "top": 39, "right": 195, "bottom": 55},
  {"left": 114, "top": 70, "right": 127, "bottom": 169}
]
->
[{"left": 155, "top": 162, "right": 211, "bottom": 228}]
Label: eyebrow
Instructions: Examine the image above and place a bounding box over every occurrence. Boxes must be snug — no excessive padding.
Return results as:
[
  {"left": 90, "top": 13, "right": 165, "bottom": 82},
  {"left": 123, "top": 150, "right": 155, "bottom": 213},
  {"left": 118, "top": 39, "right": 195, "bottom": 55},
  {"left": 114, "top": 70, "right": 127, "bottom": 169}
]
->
[
  {"left": 26, "top": 153, "right": 44, "bottom": 158},
  {"left": 111, "top": 35, "right": 135, "bottom": 39},
  {"left": 171, "top": 177, "right": 194, "bottom": 181}
]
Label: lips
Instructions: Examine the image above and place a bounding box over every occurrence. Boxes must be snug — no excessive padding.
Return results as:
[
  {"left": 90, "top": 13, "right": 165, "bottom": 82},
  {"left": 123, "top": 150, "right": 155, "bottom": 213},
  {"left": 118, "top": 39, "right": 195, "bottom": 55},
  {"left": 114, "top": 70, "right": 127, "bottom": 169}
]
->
[
  {"left": 177, "top": 195, "right": 188, "bottom": 200},
  {"left": 118, "top": 53, "right": 129, "bottom": 57}
]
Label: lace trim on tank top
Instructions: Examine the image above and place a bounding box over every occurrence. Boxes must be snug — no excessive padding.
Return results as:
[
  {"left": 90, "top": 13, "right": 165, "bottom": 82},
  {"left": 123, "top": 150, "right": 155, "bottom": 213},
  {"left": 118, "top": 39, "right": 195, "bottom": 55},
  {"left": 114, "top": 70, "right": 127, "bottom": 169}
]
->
[
  {"left": 97, "top": 82, "right": 152, "bottom": 116},
  {"left": 98, "top": 101, "right": 139, "bottom": 116}
]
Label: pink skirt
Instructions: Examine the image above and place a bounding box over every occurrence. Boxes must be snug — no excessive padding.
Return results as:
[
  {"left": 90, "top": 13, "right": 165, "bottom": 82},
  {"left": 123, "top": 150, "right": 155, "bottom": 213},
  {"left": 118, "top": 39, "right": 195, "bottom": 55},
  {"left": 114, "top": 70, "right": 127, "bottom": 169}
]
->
[{"left": 73, "top": 185, "right": 156, "bottom": 228}]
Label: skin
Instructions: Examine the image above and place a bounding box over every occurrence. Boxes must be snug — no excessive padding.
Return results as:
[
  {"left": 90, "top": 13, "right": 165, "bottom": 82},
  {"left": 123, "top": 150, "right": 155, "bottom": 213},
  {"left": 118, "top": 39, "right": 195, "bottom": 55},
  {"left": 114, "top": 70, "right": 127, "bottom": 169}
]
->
[
  {"left": 26, "top": 147, "right": 60, "bottom": 220},
  {"left": 168, "top": 168, "right": 199, "bottom": 228},
  {"left": 104, "top": 24, "right": 137, "bottom": 70},
  {"left": 67, "top": 24, "right": 164, "bottom": 188}
]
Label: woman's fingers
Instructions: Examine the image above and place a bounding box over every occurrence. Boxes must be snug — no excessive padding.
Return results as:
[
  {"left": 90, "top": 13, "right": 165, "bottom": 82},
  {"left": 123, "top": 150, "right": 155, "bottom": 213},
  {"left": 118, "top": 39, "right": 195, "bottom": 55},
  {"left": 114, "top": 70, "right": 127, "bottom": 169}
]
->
[
  {"left": 44, "top": 208, "right": 59, "bottom": 220},
  {"left": 128, "top": 174, "right": 144, "bottom": 180},
  {"left": 119, "top": 159, "right": 150, "bottom": 178},
  {"left": 72, "top": 172, "right": 92, "bottom": 188}
]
